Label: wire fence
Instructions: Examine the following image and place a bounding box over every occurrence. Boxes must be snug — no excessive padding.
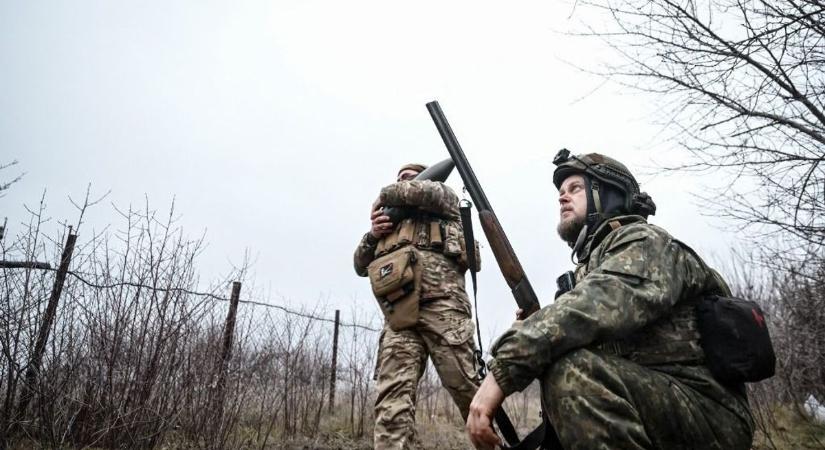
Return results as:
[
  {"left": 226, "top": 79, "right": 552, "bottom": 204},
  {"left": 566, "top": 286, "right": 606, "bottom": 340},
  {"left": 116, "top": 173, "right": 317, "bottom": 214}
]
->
[
  {"left": 58, "top": 267, "right": 382, "bottom": 332},
  {"left": 0, "top": 223, "right": 395, "bottom": 449}
]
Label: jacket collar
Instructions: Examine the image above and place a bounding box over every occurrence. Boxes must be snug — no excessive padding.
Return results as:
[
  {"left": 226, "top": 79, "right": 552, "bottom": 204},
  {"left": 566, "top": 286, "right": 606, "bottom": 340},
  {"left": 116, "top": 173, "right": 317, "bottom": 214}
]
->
[{"left": 574, "top": 215, "right": 648, "bottom": 264}]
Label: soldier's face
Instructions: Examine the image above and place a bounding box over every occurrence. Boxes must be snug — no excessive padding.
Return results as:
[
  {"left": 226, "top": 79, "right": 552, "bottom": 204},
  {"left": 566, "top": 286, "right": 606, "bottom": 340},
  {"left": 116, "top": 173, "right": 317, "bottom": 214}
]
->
[
  {"left": 397, "top": 169, "right": 420, "bottom": 182},
  {"left": 557, "top": 174, "right": 587, "bottom": 242}
]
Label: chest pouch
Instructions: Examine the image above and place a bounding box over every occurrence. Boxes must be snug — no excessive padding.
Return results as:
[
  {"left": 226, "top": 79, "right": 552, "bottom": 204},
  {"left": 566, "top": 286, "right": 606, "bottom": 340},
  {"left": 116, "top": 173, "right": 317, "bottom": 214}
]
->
[
  {"left": 367, "top": 247, "right": 422, "bottom": 331},
  {"left": 697, "top": 295, "right": 776, "bottom": 383}
]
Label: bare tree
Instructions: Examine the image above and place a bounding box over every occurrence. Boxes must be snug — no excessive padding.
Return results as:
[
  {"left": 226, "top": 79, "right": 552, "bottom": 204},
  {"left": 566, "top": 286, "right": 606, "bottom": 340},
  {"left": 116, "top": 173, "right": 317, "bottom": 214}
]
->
[
  {"left": 0, "top": 160, "right": 24, "bottom": 198},
  {"left": 578, "top": 0, "right": 824, "bottom": 252}
]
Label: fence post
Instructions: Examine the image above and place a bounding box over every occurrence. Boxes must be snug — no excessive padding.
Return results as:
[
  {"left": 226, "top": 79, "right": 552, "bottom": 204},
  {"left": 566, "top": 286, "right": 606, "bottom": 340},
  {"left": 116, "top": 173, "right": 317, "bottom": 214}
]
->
[
  {"left": 329, "top": 309, "right": 340, "bottom": 412},
  {"left": 214, "top": 281, "right": 241, "bottom": 417},
  {"left": 17, "top": 229, "right": 77, "bottom": 417}
]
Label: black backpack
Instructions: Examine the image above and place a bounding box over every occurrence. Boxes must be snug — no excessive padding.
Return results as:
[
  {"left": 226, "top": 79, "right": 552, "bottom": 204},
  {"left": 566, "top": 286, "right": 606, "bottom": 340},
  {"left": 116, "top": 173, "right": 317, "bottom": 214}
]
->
[{"left": 696, "top": 295, "right": 776, "bottom": 383}]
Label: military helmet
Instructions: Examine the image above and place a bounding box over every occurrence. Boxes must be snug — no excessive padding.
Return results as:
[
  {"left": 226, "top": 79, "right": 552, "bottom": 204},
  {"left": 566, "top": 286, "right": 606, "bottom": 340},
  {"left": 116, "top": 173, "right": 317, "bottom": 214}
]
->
[{"left": 552, "top": 148, "right": 656, "bottom": 219}]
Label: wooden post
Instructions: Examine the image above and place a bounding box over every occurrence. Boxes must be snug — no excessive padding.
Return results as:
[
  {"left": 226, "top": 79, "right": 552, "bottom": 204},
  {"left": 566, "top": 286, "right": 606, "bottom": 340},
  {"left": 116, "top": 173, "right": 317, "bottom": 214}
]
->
[
  {"left": 212, "top": 282, "right": 241, "bottom": 427},
  {"left": 17, "top": 230, "right": 77, "bottom": 417},
  {"left": 329, "top": 309, "right": 340, "bottom": 412},
  {"left": 219, "top": 282, "right": 242, "bottom": 373}
]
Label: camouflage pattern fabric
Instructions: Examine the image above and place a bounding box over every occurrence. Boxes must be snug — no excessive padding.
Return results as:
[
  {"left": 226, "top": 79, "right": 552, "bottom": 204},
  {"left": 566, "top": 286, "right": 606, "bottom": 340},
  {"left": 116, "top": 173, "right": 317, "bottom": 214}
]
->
[
  {"left": 487, "top": 215, "right": 754, "bottom": 449},
  {"left": 373, "top": 292, "right": 479, "bottom": 450},
  {"left": 354, "top": 181, "right": 480, "bottom": 450},
  {"left": 380, "top": 180, "right": 460, "bottom": 220},
  {"left": 354, "top": 232, "right": 379, "bottom": 277},
  {"left": 541, "top": 348, "right": 753, "bottom": 450}
]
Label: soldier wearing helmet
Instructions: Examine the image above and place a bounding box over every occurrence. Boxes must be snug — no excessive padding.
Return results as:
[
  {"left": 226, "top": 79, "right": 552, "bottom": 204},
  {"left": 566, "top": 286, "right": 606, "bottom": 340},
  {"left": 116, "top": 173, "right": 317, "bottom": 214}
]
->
[
  {"left": 551, "top": 149, "right": 657, "bottom": 253},
  {"left": 354, "top": 163, "right": 482, "bottom": 449},
  {"left": 466, "top": 150, "right": 754, "bottom": 450}
]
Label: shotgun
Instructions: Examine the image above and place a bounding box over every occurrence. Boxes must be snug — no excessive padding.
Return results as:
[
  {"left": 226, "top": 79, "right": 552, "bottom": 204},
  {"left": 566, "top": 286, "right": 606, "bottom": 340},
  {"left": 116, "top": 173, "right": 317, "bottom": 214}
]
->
[{"left": 426, "top": 101, "right": 540, "bottom": 317}]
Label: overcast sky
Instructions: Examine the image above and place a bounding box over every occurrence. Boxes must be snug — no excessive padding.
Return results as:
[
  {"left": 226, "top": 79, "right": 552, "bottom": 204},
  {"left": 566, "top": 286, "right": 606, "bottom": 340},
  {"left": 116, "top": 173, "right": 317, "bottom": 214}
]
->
[{"left": 1, "top": 1, "right": 742, "bottom": 343}]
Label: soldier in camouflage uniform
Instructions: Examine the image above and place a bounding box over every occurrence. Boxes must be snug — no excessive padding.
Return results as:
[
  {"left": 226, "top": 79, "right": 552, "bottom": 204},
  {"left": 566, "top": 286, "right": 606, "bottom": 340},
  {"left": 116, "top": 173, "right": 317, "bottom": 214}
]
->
[
  {"left": 466, "top": 151, "right": 754, "bottom": 450},
  {"left": 354, "top": 163, "right": 481, "bottom": 450}
]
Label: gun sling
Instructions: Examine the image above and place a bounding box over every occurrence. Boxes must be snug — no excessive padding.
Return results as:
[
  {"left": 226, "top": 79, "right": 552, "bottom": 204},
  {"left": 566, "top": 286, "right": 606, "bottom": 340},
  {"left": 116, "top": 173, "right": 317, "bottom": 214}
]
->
[{"left": 460, "top": 201, "right": 520, "bottom": 447}]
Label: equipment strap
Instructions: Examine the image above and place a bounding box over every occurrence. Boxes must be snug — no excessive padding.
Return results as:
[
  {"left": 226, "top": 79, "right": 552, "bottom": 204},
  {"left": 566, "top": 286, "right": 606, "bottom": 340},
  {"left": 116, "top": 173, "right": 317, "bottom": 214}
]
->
[
  {"left": 509, "top": 414, "right": 564, "bottom": 450},
  {"left": 459, "top": 201, "right": 483, "bottom": 368}
]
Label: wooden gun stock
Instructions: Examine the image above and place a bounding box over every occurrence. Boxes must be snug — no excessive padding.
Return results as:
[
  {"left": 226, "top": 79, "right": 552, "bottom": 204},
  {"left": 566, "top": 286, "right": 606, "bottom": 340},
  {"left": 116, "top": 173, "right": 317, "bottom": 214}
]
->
[{"left": 479, "top": 211, "right": 540, "bottom": 316}]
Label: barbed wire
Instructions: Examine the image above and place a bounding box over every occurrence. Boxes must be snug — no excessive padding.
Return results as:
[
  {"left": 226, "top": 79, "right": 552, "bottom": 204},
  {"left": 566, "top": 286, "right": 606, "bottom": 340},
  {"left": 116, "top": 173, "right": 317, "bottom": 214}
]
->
[{"left": 1, "top": 264, "right": 381, "bottom": 333}]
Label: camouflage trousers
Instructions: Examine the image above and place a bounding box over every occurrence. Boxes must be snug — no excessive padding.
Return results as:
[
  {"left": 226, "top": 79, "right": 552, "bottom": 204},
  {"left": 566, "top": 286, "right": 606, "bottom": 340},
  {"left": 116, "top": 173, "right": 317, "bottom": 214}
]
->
[
  {"left": 373, "top": 296, "right": 480, "bottom": 450},
  {"left": 541, "top": 349, "right": 754, "bottom": 450}
]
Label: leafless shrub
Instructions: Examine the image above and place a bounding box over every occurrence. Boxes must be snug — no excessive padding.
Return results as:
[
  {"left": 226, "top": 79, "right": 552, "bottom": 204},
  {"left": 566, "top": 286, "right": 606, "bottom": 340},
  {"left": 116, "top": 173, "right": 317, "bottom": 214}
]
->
[
  {"left": 723, "top": 248, "right": 825, "bottom": 449},
  {"left": 0, "top": 196, "right": 482, "bottom": 449},
  {"left": 339, "top": 306, "right": 377, "bottom": 439},
  {"left": 1, "top": 193, "right": 63, "bottom": 445}
]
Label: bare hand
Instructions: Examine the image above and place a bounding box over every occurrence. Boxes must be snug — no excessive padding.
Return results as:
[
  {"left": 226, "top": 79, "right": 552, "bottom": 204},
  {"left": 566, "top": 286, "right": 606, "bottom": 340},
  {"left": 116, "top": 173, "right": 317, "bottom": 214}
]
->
[
  {"left": 467, "top": 374, "right": 505, "bottom": 449},
  {"left": 369, "top": 200, "right": 393, "bottom": 239}
]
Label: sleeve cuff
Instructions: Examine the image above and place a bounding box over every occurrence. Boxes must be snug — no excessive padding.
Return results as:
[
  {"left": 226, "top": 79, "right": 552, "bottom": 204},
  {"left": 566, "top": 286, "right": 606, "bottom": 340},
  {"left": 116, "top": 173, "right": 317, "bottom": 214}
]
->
[
  {"left": 487, "top": 358, "right": 518, "bottom": 397},
  {"left": 364, "top": 232, "right": 379, "bottom": 246}
]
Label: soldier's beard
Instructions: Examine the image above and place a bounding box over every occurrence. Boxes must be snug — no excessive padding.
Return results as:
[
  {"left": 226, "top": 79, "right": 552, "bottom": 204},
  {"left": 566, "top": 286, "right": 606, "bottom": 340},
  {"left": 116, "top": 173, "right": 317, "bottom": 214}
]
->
[{"left": 557, "top": 215, "right": 585, "bottom": 243}]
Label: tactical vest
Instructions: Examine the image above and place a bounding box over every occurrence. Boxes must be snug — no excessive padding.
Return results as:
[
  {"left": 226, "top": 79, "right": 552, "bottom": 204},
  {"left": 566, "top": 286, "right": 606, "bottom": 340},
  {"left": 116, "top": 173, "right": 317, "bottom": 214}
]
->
[
  {"left": 577, "top": 220, "right": 718, "bottom": 366},
  {"left": 374, "top": 215, "right": 478, "bottom": 272}
]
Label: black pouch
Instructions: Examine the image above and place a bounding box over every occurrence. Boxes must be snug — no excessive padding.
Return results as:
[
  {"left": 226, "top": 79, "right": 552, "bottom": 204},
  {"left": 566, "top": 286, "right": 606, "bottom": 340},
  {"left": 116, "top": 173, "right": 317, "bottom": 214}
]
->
[
  {"left": 696, "top": 295, "right": 776, "bottom": 383},
  {"left": 555, "top": 271, "right": 576, "bottom": 299}
]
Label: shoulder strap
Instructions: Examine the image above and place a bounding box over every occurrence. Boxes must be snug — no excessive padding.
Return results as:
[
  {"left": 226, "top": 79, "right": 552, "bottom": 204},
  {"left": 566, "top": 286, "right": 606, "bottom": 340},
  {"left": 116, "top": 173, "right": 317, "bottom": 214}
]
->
[{"left": 459, "top": 201, "right": 484, "bottom": 376}]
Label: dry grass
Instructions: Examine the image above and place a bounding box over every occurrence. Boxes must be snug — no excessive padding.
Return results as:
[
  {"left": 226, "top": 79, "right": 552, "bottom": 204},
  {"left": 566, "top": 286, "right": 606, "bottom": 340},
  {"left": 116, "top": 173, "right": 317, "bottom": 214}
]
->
[
  {"left": 753, "top": 405, "right": 825, "bottom": 450},
  {"left": 418, "top": 419, "right": 472, "bottom": 450}
]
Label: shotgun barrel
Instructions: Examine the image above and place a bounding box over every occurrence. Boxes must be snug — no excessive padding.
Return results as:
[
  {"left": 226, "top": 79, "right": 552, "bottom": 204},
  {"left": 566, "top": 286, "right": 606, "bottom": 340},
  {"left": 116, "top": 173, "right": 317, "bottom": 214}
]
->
[{"left": 426, "top": 101, "right": 540, "bottom": 316}]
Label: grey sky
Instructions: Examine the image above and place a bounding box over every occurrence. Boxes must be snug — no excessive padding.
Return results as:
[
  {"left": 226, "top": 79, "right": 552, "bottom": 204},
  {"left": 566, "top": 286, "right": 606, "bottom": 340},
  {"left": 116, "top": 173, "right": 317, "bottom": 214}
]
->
[{"left": 1, "top": 1, "right": 740, "bottom": 343}]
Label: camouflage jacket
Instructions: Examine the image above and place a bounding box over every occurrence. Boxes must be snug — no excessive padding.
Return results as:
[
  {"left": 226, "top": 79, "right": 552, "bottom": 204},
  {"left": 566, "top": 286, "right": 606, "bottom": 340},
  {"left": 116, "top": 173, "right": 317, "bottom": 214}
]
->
[
  {"left": 353, "top": 180, "right": 461, "bottom": 277},
  {"left": 379, "top": 179, "right": 460, "bottom": 220},
  {"left": 488, "top": 215, "right": 727, "bottom": 396}
]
